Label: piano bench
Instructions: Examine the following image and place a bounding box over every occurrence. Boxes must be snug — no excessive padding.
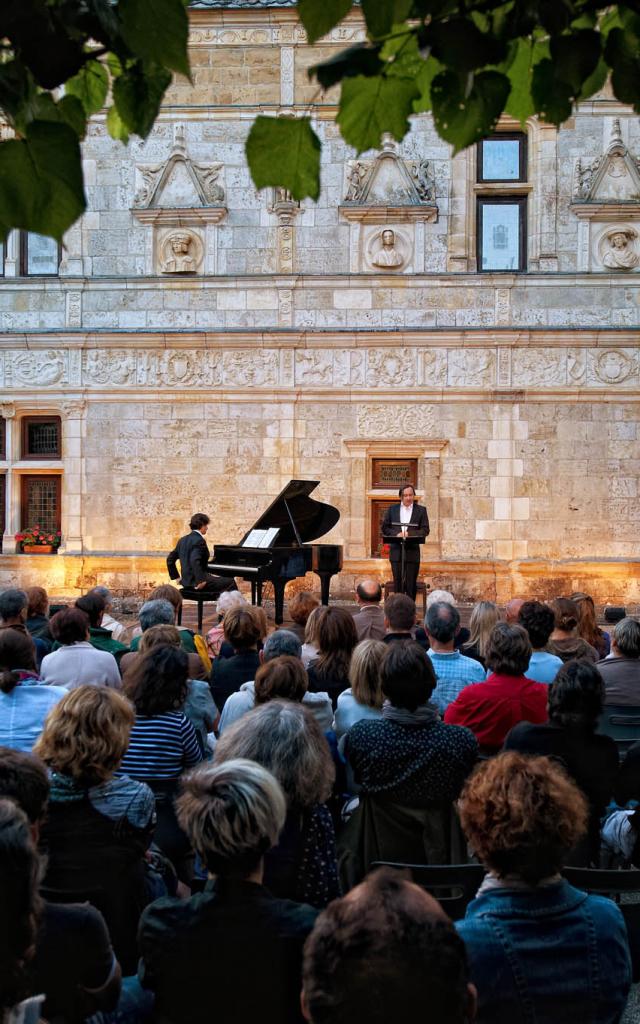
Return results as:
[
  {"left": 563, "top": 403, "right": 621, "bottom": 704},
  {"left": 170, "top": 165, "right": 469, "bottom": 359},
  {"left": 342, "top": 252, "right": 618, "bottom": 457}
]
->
[
  {"left": 383, "top": 580, "right": 429, "bottom": 619},
  {"left": 177, "top": 589, "right": 217, "bottom": 634}
]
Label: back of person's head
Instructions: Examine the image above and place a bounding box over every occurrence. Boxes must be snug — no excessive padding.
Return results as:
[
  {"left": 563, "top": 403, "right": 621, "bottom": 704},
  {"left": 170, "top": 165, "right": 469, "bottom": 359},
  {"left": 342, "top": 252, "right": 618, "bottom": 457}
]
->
[
  {"left": 518, "top": 600, "right": 555, "bottom": 650},
  {"left": 190, "top": 512, "right": 209, "bottom": 531},
  {"left": 138, "top": 623, "right": 182, "bottom": 654},
  {"left": 49, "top": 606, "right": 89, "bottom": 646},
  {"left": 0, "top": 589, "right": 28, "bottom": 623},
  {"left": 384, "top": 593, "right": 416, "bottom": 632},
  {"left": 223, "top": 607, "right": 261, "bottom": 650},
  {"left": 124, "top": 645, "right": 189, "bottom": 715},
  {"left": 614, "top": 617, "right": 640, "bottom": 658},
  {"left": 570, "top": 592, "right": 600, "bottom": 646},
  {"left": 425, "top": 601, "right": 460, "bottom": 644},
  {"left": 263, "top": 630, "right": 302, "bottom": 661},
  {"left": 0, "top": 631, "right": 37, "bottom": 694},
  {"left": 177, "top": 759, "right": 286, "bottom": 878},
  {"left": 254, "top": 656, "right": 308, "bottom": 705},
  {"left": 485, "top": 622, "right": 531, "bottom": 676},
  {"left": 289, "top": 591, "right": 321, "bottom": 626},
  {"left": 458, "top": 751, "right": 587, "bottom": 884},
  {"left": 349, "top": 639, "right": 386, "bottom": 709},
  {"left": 248, "top": 605, "right": 268, "bottom": 641},
  {"left": 0, "top": 749, "right": 49, "bottom": 825},
  {"left": 302, "top": 867, "right": 473, "bottom": 1024},
  {"left": 356, "top": 579, "right": 382, "bottom": 605},
  {"left": 314, "top": 606, "right": 358, "bottom": 681},
  {"left": 215, "top": 700, "right": 334, "bottom": 807},
  {"left": 148, "top": 585, "right": 182, "bottom": 616},
  {"left": 504, "top": 598, "right": 525, "bottom": 624},
  {"left": 215, "top": 589, "right": 248, "bottom": 622},
  {"left": 75, "top": 592, "right": 106, "bottom": 628},
  {"left": 304, "top": 606, "right": 323, "bottom": 647},
  {"left": 381, "top": 640, "right": 436, "bottom": 712},
  {"left": 548, "top": 661, "right": 604, "bottom": 731},
  {"left": 0, "top": 799, "right": 42, "bottom": 1013},
  {"left": 139, "top": 598, "right": 175, "bottom": 632},
  {"left": 426, "top": 589, "right": 455, "bottom": 610},
  {"left": 34, "top": 685, "right": 134, "bottom": 787},
  {"left": 465, "top": 601, "right": 501, "bottom": 660},
  {"left": 550, "top": 597, "right": 579, "bottom": 633},
  {"left": 88, "top": 586, "right": 112, "bottom": 607},
  {"left": 25, "top": 586, "right": 48, "bottom": 619}
]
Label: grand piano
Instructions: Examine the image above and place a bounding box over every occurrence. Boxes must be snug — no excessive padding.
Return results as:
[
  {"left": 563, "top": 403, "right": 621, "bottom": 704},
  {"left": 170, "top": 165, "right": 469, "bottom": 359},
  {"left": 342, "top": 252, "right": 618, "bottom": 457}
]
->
[{"left": 208, "top": 479, "right": 343, "bottom": 624}]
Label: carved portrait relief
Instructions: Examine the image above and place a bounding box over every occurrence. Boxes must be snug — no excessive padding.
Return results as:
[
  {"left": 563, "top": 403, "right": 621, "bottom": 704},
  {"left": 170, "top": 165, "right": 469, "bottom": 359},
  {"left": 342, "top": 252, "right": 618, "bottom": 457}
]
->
[
  {"left": 366, "top": 228, "right": 409, "bottom": 271},
  {"left": 599, "top": 227, "right": 640, "bottom": 271},
  {"left": 159, "top": 230, "right": 203, "bottom": 274}
]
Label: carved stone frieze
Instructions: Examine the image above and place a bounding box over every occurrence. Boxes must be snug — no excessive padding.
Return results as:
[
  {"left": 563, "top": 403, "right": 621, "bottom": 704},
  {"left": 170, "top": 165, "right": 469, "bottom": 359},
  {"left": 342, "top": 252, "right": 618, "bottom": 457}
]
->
[
  {"left": 134, "top": 126, "right": 225, "bottom": 210},
  {"left": 6, "top": 350, "right": 67, "bottom": 387},
  {"left": 447, "top": 349, "right": 495, "bottom": 388},
  {"left": 61, "top": 400, "right": 87, "bottom": 418},
  {"left": 366, "top": 348, "right": 417, "bottom": 386},
  {"left": 295, "top": 350, "right": 334, "bottom": 386},
  {"left": 222, "top": 350, "right": 279, "bottom": 386},
  {"left": 357, "top": 404, "right": 435, "bottom": 438},
  {"left": 512, "top": 350, "right": 567, "bottom": 387},
  {"left": 589, "top": 348, "right": 638, "bottom": 386}
]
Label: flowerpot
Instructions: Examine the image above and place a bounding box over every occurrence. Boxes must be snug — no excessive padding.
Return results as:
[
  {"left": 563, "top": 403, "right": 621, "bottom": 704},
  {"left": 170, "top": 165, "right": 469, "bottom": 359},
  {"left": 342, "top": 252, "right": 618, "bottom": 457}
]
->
[{"left": 22, "top": 545, "right": 55, "bottom": 554}]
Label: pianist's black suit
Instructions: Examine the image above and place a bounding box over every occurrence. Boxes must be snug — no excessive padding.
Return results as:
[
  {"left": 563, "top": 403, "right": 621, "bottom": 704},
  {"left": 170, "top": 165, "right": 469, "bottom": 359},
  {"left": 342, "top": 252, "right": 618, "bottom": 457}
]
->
[
  {"left": 167, "top": 530, "right": 237, "bottom": 596},
  {"left": 381, "top": 502, "right": 429, "bottom": 600}
]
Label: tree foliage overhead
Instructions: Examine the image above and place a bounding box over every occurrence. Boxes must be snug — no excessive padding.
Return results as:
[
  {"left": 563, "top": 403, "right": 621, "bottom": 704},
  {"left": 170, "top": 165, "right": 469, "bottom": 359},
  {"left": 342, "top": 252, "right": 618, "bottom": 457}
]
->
[
  {"left": 0, "top": 0, "right": 190, "bottom": 241},
  {"left": 246, "top": 1, "right": 634, "bottom": 200}
]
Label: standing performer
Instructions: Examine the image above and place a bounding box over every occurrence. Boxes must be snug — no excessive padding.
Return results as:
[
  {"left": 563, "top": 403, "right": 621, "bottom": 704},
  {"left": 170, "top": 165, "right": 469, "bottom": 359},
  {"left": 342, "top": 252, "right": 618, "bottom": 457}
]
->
[
  {"left": 381, "top": 485, "right": 429, "bottom": 600},
  {"left": 167, "top": 513, "right": 237, "bottom": 595}
]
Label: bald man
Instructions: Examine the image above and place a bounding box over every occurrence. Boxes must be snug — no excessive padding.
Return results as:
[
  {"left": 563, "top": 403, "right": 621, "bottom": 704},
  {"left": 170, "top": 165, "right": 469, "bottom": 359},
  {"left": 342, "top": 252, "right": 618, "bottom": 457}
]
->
[
  {"left": 505, "top": 598, "right": 525, "bottom": 624},
  {"left": 352, "top": 579, "right": 385, "bottom": 641}
]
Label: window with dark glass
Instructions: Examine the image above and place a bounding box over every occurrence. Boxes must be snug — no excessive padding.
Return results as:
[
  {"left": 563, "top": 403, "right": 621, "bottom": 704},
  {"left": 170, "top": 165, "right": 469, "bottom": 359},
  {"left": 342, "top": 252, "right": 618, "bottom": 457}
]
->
[
  {"left": 21, "top": 476, "right": 61, "bottom": 533},
  {"left": 20, "top": 233, "right": 60, "bottom": 276},
  {"left": 478, "top": 133, "right": 527, "bottom": 182},
  {"left": 21, "top": 417, "right": 61, "bottom": 459},
  {"left": 477, "top": 197, "right": 527, "bottom": 272}
]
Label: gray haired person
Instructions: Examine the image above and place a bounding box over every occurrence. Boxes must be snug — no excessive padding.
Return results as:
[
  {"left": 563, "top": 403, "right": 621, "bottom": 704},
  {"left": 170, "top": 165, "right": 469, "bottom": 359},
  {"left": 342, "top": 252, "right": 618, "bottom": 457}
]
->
[{"left": 598, "top": 616, "right": 640, "bottom": 706}]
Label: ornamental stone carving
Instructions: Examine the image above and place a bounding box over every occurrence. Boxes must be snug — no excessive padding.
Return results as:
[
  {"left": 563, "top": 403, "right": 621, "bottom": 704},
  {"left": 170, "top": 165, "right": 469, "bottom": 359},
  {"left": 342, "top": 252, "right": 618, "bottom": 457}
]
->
[
  {"left": 357, "top": 404, "right": 435, "bottom": 438},
  {"left": 599, "top": 227, "right": 640, "bottom": 271},
  {"left": 343, "top": 136, "right": 435, "bottom": 207},
  {"left": 366, "top": 348, "right": 416, "bottom": 386},
  {"left": 367, "top": 228, "right": 407, "bottom": 270},
  {"left": 134, "top": 126, "right": 225, "bottom": 210},
  {"left": 512, "top": 350, "right": 566, "bottom": 387},
  {"left": 591, "top": 349, "right": 637, "bottom": 385},
  {"left": 447, "top": 349, "right": 495, "bottom": 388},
  {"left": 222, "top": 351, "right": 279, "bottom": 387},
  {"left": 10, "top": 350, "right": 66, "bottom": 386},
  {"left": 295, "top": 351, "right": 334, "bottom": 385},
  {"left": 159, "top": 230, "right": 204, "bottom": 274},
  {"left": 84, "top": 351, "right": 136, "bottom": 386}
]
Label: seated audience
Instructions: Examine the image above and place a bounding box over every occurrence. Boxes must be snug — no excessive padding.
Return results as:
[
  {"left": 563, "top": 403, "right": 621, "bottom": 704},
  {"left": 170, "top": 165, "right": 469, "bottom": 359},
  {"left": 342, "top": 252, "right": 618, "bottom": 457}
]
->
[
  {"left": 88, "top": 586, "right": 127, "bottom": 641},
  {"left": 334, "top": 639, "right": 386, "bottom": 739},
  {"left": 0, "top": 587, "right": 49, "bottom": 667},
  {"left": 504, "top": 660, "right": 618, "bottom": 864},
  {"left": 75, "top": 592, "right": 129, "bottom": 663},
  {"left": 445, "top": 623, "right": 548, "bottom": 753},
  {"left": 425, "top": 601, "right": 485, "bottom": 713},
  {"left": 382, "top": 593, "right": 416, "bottom": 644},
  {"left": 215, "top": 701, "right": 339, "bottom": 908},
  {"left": 302, "top": 605, "right": 322, "bottom": 668},
  {"left": 131, "top": 593, "right": 193, "bottom": 651},
  {"left": 205, "top": 589, "right": 248, "bottom": 658},
  {"left": 0, "top": 748, "right": 121, "bottom": 1023},
  {"left": 572, "top": 590, "right": 610, "bottom": 659},
  {"left": 346, "top": 641, "right": 478, "bottom": 806},
  {"left": 415, "top": 590, "right": 471, "bottom": 651},
  {"left": 34, "top": 686, "right": 156, "bottom": 972},
  {"left": 209, "top": 607, "right": 262, "bottom": 710},
  {"left": 461, "top": 600, "right": 501, "bottom": 668},
  {"left": 504, "top": 597, "right": 525, "bottom": 624},
  {"left": 287, "top": 591, "right": 321, "bottom": 643},
  {"left": 597, "top": 616, "right": 640, "bottom": 705},
  {"left": 25, "top": 586, "right": 53, "bottom": 650},
  {"left": 120, "top": 600, "right": 206, "bottom": 681},
  {"left": 302, "top": 866, "right": 476, "bottom": 1024},
  {"left": 517, "top": 600, "right": 563, "bottom": 683},
  {"left": 138, "top": 759, "right": 318, "bottom": 1024},
  {"left": 219, "top": 631, "right": 332, "bottom": 734},
  {"left": 351, "top": 580, "right": 386, "bottom": 641},
  {"left": 307, "top": 606, "right": 358, "bottom": 709},
  {"left": 457, "top": 752, "right": 631, "bottom": 1023},
  {"left": 0, "top": 630, "right": 66, "bottom": 751},
  {"left": 40, "top": 607, "right": 121, "bottom": 689},
  {"left": 548, "top": 597, "right": 599, "bottom": 664}
]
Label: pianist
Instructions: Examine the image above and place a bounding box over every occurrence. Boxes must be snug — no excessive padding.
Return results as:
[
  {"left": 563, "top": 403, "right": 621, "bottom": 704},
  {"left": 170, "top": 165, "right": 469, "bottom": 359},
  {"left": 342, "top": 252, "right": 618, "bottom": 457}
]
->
[{"left": 167, "top": 513, "right": 238, "bottom": 596}]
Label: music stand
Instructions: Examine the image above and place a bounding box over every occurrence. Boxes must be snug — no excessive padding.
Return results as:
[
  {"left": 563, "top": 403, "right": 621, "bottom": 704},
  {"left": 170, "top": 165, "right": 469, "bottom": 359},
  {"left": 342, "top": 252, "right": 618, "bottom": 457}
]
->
[{"left": 386, "top": 522, "right": 427, "bottom": 596}]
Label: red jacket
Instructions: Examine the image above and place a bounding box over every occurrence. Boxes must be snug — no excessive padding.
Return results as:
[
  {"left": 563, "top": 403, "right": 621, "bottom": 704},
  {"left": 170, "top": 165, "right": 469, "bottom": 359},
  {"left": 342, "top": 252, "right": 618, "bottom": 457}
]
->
[{"left": 443, "top": 673, "right": 548, "bottom": 752}]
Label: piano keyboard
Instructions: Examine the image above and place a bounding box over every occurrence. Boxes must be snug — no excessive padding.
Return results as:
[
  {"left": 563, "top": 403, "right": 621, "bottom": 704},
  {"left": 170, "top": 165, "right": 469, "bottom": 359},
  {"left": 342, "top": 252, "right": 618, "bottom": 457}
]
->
[{"left": 212, "top": 563, "right": 259, "bottom": 573}]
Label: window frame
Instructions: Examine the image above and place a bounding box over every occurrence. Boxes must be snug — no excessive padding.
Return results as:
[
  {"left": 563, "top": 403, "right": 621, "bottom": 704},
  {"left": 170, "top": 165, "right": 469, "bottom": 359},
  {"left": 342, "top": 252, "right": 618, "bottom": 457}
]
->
[
  {"left": 20, "top": 474, "right": 62, "bottom": 533},
  {"left": 477, "top": 195, "right": 527, "bottom": 274},
  {"left": 19, "top": 232, "right": 61, "bottom": 277},
  {"left": 477, "top": 132, "right": 528, "bottom": 184},
  {"left": 21, "top": 416, "right": 62, "bottom": 460}
]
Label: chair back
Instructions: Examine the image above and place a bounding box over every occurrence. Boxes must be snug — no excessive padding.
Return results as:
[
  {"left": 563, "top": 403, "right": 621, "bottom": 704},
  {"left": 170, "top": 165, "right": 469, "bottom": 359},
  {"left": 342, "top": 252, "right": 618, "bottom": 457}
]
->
[
  {"left": 597, "top": 705, "right": 640, "bottom": 757},
  {"left": 370, "top": 861, "right": 485, "bottom": 920},
  {"left": 563, "top": 866, "right": 640, "bottom": 980}
]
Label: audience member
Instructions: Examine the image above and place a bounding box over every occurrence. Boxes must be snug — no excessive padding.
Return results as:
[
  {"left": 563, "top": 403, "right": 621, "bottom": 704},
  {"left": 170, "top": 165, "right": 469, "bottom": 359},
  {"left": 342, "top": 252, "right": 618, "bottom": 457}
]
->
[
  {"left": 205, "top": 589, "right": 248, "bottom": 658},
  {"left": 425, "top": 601, "right": 486, "bottom": 713},
  {"left": 131, "top": 593, "right": 197, "bottom": 656},
  {"left": 504, "top": 660, "right": 618, "bottom": 864},
  {"left": 517, "top": 600, "right": 563, "bottom": 683},
  {"left": 0, "top": 748, "right": 121, "bottom": 1023},
  {"left": 421, "top": 589, "right": 471, "bottom": 650},
  {"left": 88, "top": 586, "right": 127, "bottom": 641},
  {"left": 504, "top": 597, "right": 525, "bottom": 624},
  {"left": 209, "top": 607, "right": 262, "bottom": 710},
  {"left": 40, "top": 607, "right": 121, "bottom": 689},
  {"left": 548, "top": 598, "right": 599, "bottom": 664},
  {"left": 120, "top": 602, "right": 206, "bottom": 681},
  {"left": 461, "top": 600, "right": 501, "bottom": 668},
  {"left": 445, "top": 623, "right": 547, "bottom": 753},
  {"left": 0, "top": 587, "right": 49, "bottom": 666},
  {"left": 302, "top": 605, "right": 322, "bottom": 668},
  {"left": 75, "top": 592, "right": 129, "bottom": 662},
  {"left": 302, "top": 866, "right": 476, "bottom": 1024},
  {"left": 0, "top": 630, "right": 66, "bottom": 751},
  {"left": 215, "top": 701, "right": 339, "bottom": 908},
  {"left": 352, "top": 580, "right": 386, "bottom": 641},
  {"left": 287, "top": 591, "right": 322, "bottom": 643},
  {"left": 597, "top": 616, "right": 640, "bottom": 705},
  {"left": 334, "top": 639, "right": 386, "bottom": 739},
  {"left": 34, "top": 686, "right": 156, "bottom": 972},
  {"left": 307, "top": 606, "right": 358, "bottom": 709},
  {"left": 25, "top": 586, "right": 53, "bottom": 650},
  {"left": 457, "top": 752, "right": 631, "bottom": 1023},
  {"left": 572, "top": 591, "right": 610, "bottom": 659},
  {"left": 382, "top": 593, "right": 417, "bottom": 644},
  {"left": 138, "top": 759, "right": 318, "bottom": 1024}
]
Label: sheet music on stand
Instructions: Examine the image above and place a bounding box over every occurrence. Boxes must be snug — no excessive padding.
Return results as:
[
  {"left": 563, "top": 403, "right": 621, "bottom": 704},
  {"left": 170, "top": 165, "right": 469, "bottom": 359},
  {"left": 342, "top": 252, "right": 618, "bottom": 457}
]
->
[{"left": 242, "top": 527, "right": 280, "bottom": 549}]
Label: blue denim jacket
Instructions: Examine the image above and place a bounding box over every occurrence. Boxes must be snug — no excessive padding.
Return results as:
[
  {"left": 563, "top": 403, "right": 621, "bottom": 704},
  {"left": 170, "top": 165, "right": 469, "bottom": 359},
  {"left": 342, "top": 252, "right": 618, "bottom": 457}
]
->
[{"left": 456, "top": 880, "right": 631, "bottom": 1024}]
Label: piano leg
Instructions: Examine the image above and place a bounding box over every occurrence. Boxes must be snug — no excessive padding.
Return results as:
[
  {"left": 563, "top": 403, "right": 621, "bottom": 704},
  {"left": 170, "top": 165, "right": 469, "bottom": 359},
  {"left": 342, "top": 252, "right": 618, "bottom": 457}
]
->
[
  {"left": 315, "top": 571, "right": 333, "bottom": 607},
  {"left": 257, "top": 581, "right": 263, "bottom": 606},
  {"left": 273, "top": 580, "right": 286, "bottom": 625},
  {"left": 251, "top": 581, "right": 257, "bottom": 605}
]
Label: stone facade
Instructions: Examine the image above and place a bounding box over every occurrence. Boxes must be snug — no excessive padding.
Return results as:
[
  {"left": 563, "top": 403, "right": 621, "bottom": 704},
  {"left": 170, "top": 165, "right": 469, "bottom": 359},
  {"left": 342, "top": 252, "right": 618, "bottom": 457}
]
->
[{"left": 0, "top": 5, "right": 639, "bottom": 604}]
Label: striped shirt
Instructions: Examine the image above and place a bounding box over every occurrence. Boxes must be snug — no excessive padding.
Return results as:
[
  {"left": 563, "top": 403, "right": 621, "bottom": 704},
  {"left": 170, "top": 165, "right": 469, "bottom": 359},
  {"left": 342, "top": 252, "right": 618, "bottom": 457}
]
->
[{"left": 120, "top": 711, "right": 203, "bottom": 780}]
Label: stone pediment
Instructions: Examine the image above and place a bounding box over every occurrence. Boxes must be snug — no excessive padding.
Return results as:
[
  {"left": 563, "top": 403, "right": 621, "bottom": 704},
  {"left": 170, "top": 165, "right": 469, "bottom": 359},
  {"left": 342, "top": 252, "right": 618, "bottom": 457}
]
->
[
  {"left": 132, "top": 126, "right": 227, "bottom": 221},
  {"left": 573, "top": 119, "right": 640, "bottom": 208},
  {"left": 340, "top": 135, "right": 438, "bottom": 224}
]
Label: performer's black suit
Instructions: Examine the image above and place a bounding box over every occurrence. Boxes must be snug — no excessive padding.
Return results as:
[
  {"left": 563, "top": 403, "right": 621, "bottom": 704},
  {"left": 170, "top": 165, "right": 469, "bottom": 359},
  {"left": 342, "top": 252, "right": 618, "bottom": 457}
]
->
[
  {"left": 381, "top": 502, "right": 429, "bottom": 600},
  {"left": 167, "top": 530, "right": 236, "bottom": 595}
]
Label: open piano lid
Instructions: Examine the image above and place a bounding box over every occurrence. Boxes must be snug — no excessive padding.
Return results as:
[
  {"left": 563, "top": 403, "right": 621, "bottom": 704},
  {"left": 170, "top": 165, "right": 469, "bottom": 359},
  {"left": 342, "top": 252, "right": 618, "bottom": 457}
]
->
[{"left": 241, "top": 480, "right": 339, "bottom": 546}]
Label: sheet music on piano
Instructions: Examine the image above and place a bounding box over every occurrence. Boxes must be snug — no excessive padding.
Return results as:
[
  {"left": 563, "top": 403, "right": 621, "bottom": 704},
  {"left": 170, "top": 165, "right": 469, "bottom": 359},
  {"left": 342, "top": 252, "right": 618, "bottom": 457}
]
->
[{"left": 242, "top": 527, "right": 280, "bottom": 549}]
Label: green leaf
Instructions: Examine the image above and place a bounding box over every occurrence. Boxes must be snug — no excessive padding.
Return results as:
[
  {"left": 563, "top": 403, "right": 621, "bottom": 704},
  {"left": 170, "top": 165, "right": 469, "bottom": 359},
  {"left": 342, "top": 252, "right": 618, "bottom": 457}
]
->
[
  {"left": 577, "top": 56, "right": 609, "bottom": 101},
  {"left": 549, "top": 30, "right": 601, "bottom": 94},
  {"left": 381, "top": 25, "right": 424, "bottom": 78},
  {"left": 297, "top": 0, "right": 352, "bottom": 45},
  {"left": 531, "top": 60, "right": 573, "bottom": 122},
  {"left": 605, "top": 28, "right": 640, "bottom": 108},
  {"left": 66, "top": 59, "right": 109, "bottom": 116},
  {"left": 119, "top": 0, "right": 190, "bottom": 78},
  {"left": 245, "top": 116, "right": 321, "bottom": 201},
  {"left": 426, "top": 17, "right": 507, "bottom": 72},
  {"left": 412, "top": 56, "right": 444, "bottom": 113},
  {"left": 361, "top": 0, "right": 413, "bottom": 40},
  {"left": 310, "top": 44, "right": 382, "bottom": 90},
  {"left": 28, "top": 94, "right": 88, "bottom": 137},
  {"left": 113, "top": 62, "right": 172, "bottom": 137},
  {"left": 337, "top": 74, "right": 419, "bottom": 151},
  {"left": 0, "top": 120, "right": 85, "bottom": 241},
  {"left": 431, "top": 69, "right": 510, "bottom": 153},
  {"left": 504, "top": 38, "right": 537, "bottom": 125},
  {"left": 0, "top": 61, "right": 36, "bottom": 121},
  {"left": 106, "top": 104, "right": 130, "bottom": 142}
]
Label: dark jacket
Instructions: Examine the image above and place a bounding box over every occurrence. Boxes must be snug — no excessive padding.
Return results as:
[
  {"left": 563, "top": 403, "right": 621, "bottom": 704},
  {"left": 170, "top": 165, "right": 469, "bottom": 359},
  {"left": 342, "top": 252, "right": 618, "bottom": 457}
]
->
[
  {"left": 209, "top": 649, "right": 261, "bottom": 710},
  {"left": 167, "top": 531, "right": 210, "bottom": 587},
  {"left": 598, "top": 656, "right": 640, "bottom": 706},
  {"left": 381, "top": 502, "right": 429, "bottom": 564}
]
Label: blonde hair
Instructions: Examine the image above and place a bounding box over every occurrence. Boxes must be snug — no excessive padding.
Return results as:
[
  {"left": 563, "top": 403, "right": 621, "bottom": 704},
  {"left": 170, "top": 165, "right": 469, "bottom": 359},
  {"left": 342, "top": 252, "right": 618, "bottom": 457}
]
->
[
  {"left": 34, "top": 686, "right": 134, "bottom": 786},
  {"left": 138, "top": 623, "right": 182, "bottom": 653},
  {"left": 304, "top": 605, "right": 324, "bottom": 647},
  {"left": 248, "top": 605, "right": 269, "bottom": 641},
  {"left": 464, "top": 601, "right": 502, "bottom": 661},
  {"left": 348, "top": 640, "right": 386, "bottom": 709}
]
